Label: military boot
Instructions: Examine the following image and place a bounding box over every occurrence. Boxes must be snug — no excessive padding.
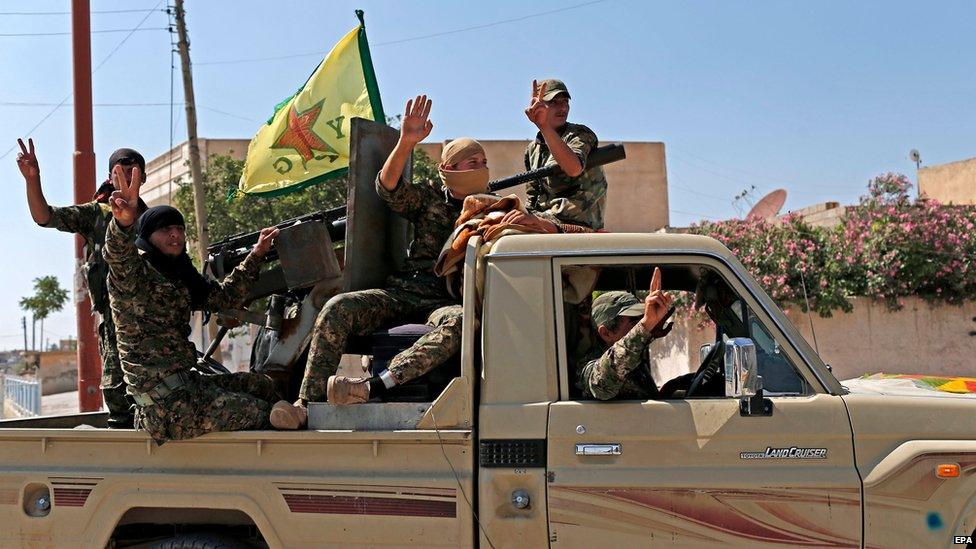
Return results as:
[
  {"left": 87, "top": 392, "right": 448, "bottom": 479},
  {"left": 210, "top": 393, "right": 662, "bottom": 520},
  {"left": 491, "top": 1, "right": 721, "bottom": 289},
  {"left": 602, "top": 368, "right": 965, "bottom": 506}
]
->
[
  {"left": 270, "top": 400, "right": 307, "bottom": 430},
  {"left": 327, "top": 376, "right": 370, "bottom": 405}
]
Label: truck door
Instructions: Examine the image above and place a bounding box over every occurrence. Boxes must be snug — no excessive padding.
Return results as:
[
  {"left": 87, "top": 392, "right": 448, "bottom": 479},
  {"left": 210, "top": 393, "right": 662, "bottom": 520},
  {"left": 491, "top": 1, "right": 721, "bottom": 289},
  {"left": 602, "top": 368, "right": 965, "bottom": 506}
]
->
[{"left": 546, "top": 258, "right": 861, "bottom": 548}]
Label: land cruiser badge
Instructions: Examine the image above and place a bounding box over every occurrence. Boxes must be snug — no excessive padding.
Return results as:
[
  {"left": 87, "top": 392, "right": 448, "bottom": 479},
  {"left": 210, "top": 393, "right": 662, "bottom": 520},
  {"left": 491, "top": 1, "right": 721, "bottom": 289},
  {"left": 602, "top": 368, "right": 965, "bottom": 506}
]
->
[{"left": 740, "top": 447, "right": 828, "bottom": 460}]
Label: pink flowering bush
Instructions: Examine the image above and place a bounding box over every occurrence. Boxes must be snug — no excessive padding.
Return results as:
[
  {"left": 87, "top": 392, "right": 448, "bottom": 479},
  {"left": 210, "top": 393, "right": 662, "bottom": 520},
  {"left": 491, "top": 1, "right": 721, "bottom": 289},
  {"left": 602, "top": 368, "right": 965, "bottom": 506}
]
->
[{"left": 689, "top": 173, "right": 976, "bottom": 316}]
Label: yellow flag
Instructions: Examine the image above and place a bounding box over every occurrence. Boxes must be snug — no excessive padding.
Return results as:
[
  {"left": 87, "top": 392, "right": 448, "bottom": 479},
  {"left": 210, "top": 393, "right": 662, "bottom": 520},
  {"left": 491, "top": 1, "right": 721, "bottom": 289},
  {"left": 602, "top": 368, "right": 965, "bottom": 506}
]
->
[{"left": 239, "top": 11, "right": 384, "bottom": 196}]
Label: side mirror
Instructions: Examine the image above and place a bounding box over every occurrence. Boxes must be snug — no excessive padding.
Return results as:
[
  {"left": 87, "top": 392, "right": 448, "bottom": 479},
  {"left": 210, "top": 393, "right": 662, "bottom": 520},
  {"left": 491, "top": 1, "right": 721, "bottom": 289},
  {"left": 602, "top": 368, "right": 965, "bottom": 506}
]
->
[
  {"left": 724, "top": 337, "right": 772, "bottom": 417},
  {"left": 723, "top": 338, "right": 758, "bottom": 398},
  {"left": 699, "top": 343, "right": 714, "bottom": 363}
]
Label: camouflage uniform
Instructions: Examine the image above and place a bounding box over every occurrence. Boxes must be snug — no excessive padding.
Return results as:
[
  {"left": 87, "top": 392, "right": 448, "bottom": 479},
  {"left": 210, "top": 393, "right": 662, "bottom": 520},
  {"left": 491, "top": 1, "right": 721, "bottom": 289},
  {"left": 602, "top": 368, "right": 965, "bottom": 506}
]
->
[
  {"left": 103, "top": 218, "right": 277, "bottom": 443},
  {"left": 300, "top": 175, "right": 463, "bottom": 401},
  {"left": 42, "top": 202, "right": 133, "bottom": 428},
  {"left": 576, "top": 323, "right": 660, "bottom": 401},
  {"left": 524, "top": 123, "right": 608, "bottom": 230}
]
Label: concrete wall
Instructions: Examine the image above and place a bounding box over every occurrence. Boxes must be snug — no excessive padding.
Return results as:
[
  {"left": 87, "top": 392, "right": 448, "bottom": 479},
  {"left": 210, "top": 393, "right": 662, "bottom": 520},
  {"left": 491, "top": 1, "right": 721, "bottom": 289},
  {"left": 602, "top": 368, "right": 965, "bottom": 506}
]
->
[
  {"left": 655, "top": 297, "right": 976, "bottom": 386},
  {"left": 143, "top": 139, "right": 251, "bottom": 208},
  {"left": 32, "top": 351, "right": 78, "bottom": 395},
  {"left": 420, "top": 139, "right": 669, "bottom": 232},
  {"left": 919, "top": 156, "right": 976, "bottom": 206},
  {"left": 785, "top": 297, "right": 976, "bottom": 380},
  {"left": 144, "top": 137, "right": 669, "bottom": 230}
]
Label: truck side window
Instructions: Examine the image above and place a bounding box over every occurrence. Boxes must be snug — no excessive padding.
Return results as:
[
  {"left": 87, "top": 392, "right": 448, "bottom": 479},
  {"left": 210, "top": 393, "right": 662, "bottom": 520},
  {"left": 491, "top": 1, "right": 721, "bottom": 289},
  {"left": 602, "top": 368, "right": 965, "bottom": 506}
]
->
[{"left": 560, "top": 263, "right": 807, "bottom": 401}]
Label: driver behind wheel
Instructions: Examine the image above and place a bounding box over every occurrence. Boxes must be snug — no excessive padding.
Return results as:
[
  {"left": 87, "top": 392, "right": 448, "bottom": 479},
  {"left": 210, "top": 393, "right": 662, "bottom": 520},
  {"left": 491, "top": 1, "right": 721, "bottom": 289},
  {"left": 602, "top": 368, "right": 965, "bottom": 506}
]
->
[{"left": 575, "top": 268, "right": 674, "bottom": 400}]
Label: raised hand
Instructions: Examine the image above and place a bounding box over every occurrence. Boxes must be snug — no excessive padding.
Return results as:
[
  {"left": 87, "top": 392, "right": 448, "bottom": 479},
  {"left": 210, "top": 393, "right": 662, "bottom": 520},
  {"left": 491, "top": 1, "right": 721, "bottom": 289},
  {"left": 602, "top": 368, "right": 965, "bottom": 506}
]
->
[
  {"left": 641, "top": 267, "right": 674, "bottom": 332},
  {"left": 252, "top": 227, "right": 280, "bottom": 258},
  {"left": 16, "top": 138, "right": 40, "bottom": 182},
  {"left": 400, "top": 94, "right": 433, "bottom": 145},
  {"left": 524, "top": 80, "right": 551, "bottom": 130},
  {"left": 109, "top": 164, "right": 141, "bottom": 227}
]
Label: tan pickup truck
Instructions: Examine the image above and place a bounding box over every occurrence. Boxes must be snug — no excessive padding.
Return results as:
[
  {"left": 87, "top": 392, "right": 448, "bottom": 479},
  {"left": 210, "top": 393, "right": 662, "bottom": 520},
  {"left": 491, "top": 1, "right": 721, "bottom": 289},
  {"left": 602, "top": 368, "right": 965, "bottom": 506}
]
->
[{"left": 2, "top": 231, "right": 976, "bottom": 548}]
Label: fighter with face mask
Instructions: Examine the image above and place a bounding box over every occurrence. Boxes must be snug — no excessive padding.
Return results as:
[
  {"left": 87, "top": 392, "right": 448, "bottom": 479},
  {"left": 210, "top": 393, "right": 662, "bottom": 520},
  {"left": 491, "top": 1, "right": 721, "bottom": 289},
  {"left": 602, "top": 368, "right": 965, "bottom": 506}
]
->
[
  {"left": 103, "top": 164, "right": 286, "bottom": 443},
  {"left": 16, "top": 139, "right": 147, "bottom": 428},
  {"left": 272, "top": 94, "right": 491, "bottom": 423}
]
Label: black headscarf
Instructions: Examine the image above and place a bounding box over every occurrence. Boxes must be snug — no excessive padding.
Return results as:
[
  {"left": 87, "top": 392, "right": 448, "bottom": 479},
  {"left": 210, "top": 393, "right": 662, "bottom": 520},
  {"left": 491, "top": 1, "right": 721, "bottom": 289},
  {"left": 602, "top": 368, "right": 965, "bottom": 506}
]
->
[{"left": 135, "top": 206, "right": 210, "bottom": 309}]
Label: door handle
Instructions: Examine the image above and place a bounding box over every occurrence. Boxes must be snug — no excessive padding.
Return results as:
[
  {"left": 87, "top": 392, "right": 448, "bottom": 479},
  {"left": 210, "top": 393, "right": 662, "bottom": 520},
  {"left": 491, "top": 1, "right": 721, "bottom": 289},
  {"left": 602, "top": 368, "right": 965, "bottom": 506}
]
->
[{"left": 575, "top": 443, "right": 621, "bottom": 456}]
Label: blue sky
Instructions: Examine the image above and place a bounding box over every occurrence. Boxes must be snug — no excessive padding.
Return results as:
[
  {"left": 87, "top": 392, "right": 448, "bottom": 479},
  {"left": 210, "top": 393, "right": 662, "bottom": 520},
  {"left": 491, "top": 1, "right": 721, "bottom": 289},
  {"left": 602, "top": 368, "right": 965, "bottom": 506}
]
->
[{"left": 0, "top": 0, "right": 973, "bottom": 348}]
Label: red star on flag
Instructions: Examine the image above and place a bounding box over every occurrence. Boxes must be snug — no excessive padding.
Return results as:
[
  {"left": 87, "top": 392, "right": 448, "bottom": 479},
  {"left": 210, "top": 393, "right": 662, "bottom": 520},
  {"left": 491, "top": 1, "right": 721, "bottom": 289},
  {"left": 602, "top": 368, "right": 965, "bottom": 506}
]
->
[{"left": 271, "top": 100, "right": 330, "bottom": 164}]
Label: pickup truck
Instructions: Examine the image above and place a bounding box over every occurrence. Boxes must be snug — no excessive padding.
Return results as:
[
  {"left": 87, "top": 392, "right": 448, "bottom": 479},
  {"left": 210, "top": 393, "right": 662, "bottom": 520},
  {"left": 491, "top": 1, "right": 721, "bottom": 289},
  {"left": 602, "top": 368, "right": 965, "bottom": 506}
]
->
[
  {"left": 2, "top": 232, "right": 976, "bottom": 547},
  {"left": 2, "top": 121, "right": 974, "bottom": 547}
]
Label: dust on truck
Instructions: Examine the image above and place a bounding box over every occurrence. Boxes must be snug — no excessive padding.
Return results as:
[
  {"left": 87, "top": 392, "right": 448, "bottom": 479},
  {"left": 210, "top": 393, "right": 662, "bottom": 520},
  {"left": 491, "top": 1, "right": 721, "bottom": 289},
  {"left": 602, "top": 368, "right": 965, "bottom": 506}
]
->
[{"left": 0, "top": 120, "right": 975, "bottom": 548}]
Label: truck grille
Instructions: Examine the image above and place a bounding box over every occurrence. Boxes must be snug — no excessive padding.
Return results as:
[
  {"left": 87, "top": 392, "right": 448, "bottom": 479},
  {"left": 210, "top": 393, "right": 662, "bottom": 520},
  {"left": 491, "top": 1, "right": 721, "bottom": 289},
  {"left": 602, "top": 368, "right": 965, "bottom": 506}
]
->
[{"left": 479, "top": 439, "right": 546, "bottom": 468}]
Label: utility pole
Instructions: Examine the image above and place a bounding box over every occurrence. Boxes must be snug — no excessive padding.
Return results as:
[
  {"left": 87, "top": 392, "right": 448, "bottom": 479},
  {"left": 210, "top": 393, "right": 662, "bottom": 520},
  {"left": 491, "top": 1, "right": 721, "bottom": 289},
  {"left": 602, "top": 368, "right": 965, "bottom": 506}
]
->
[
  {"left": 21, "top": 317, "right": 27, "bottom": 354},
  {"left": 71, "top": 0, "right": 103, "bottom": 412},
  {"left": 174, "top": 0, "right": 222, "bottom": 362}
]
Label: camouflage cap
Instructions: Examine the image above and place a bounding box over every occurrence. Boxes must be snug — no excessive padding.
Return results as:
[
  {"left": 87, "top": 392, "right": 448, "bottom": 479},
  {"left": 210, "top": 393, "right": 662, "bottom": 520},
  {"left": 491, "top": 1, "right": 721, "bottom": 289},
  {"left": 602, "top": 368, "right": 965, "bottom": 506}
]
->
[
  {"left": 539, "top": 78, "right": 571, "bottom": 101},
  {"left": 591, "top": 291, "right": 644, "bottom": 329}
]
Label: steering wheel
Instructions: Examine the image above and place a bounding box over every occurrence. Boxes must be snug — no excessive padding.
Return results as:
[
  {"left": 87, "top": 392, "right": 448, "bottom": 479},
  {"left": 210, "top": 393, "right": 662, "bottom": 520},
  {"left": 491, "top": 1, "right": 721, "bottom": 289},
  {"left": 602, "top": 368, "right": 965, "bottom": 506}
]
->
[{"left": 686, "top": 337, "right": 725, "bottom": 398}]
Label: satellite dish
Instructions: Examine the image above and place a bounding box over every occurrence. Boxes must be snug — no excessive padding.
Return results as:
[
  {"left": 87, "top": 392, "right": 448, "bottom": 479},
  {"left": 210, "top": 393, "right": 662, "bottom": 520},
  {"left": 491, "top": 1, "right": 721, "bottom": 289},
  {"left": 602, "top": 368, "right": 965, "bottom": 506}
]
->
[
  {"left": 746, "top": 189, "right": 787, "bottom": 220},
  {"left": 909, "top": 149, "right": 921, "bottom": 169}
]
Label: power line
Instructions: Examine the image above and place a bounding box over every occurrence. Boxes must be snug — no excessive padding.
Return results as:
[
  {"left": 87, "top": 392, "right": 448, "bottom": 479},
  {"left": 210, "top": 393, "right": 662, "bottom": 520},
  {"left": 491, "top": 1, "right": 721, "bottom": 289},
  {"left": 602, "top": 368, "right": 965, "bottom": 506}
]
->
[
  {"left": 0, "top": 0, "right": 165, "bottom": 161},
  {"left": 199, "top": 106, "right": 260, "bottom": 123},
  {"left": 0, "top": 9, "right": 160, "bottom": 15},
  {"left": 0, "top": 28, "right": 168, "bottom": 37},
  {"left": 196, "top": 0, "right": 609, "bottom": 66},
  {"left": 0, "top": 101, "right": 173, "bottom": 106}
]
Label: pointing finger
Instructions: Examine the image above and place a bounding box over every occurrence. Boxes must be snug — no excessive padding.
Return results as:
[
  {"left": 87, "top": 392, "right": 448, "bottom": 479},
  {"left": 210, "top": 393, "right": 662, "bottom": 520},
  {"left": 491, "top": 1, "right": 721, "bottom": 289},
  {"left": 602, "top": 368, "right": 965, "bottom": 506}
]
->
[
  {"left": 17, "top": 139, "right": 27, "bottom": 155},
  {"left": 531, "top": 79, "right": 538, "bottom": 99},
  {"left": 650, "top": 267, "right": 662, "bottom": 293}
]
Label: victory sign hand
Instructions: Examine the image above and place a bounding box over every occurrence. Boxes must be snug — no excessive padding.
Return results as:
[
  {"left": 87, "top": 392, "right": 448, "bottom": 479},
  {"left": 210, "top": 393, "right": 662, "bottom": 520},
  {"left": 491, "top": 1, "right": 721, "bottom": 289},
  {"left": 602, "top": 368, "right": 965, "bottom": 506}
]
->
[
  {"left": 641, "top": 267, "right": 674, "bottom": 333},
  {"left": 400, "top": 94, "right": 433, "bottom": 145},
  {"left": 109, "top": 164, "right": 141, "bottom": 228},
  {"left": 16, "top": 138, "right": 40, "bottom": 182},
  {"left": 524, "top": 80, "right": 551, "bottom": 130}
]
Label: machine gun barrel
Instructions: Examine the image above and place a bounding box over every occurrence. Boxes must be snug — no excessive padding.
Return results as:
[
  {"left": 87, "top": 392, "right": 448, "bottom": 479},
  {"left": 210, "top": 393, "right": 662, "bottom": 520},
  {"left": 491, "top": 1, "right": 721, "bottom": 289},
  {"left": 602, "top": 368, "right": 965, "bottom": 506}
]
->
[{"left": 486, "top": 142, "right": 625, "bottom": 192}]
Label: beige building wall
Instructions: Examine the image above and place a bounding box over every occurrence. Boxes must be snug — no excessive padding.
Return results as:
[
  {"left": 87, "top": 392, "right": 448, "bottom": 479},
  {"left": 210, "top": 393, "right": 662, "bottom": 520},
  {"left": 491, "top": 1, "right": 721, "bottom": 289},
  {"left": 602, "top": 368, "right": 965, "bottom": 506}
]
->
[
  {"left": 146, "top": 138, "right": 669, "bottom": 232},
  {"left": 420, "top": 140, "right": 669, "bottom": 232},
  {"left": 918, "top": 156, "right": 976, "bottom": 205},
  {"left": 142, "top": 138, "right": 250, "bottom": 208},
  {"left": 656, "top": 297, "right": 976, "bottom": 385}
]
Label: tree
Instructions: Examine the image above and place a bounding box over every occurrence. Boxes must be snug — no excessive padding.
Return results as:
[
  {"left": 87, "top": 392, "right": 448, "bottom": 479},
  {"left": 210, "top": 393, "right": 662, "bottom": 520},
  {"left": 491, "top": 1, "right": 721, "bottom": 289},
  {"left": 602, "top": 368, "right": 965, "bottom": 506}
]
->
[{"left": 19, "top": 276, "right": 70, "bottom": 351}]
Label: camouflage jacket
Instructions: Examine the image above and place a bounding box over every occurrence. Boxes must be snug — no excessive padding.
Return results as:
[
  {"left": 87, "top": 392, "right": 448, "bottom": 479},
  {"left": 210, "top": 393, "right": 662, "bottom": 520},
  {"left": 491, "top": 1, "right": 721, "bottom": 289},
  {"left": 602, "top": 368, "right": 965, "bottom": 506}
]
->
[
  {"left": 103, "top": 218, "right": 261, "bottom": 394},
  {"left": 375, "top": 174, "right": 463, "bottom": 290},
  {"left": 42, "top": 201, "right": 113, "bottom": 315},
  {"left": 576, "top": 323, "right": 660, "bottom": 400},
  {"left": 524, "top": 122, "right": 608, "bottom": 230}
]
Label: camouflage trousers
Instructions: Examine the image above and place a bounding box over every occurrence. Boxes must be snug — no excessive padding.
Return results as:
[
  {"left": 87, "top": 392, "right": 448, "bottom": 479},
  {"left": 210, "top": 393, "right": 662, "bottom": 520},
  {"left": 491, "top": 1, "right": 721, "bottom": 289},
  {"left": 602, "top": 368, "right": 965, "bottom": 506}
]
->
[
  {"left": 300, "top": 282, "right": 457, "bottom": 402},
  {"left": 136, "top": 371, "right": 278, "bottom": 444},
  {"left": 387, "top": 305, "right": 464, "bottom": 385},
  {"left": 97, "top": 318, "right": 135, "bottom": 429}
]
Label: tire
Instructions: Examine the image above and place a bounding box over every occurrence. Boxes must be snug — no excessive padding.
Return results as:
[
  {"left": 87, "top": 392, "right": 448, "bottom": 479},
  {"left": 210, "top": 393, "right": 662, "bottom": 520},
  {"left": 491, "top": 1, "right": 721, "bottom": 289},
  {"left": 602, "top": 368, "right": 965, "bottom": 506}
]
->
[{"left": 149, "top": 533, "right": 254, "bottom": 549}]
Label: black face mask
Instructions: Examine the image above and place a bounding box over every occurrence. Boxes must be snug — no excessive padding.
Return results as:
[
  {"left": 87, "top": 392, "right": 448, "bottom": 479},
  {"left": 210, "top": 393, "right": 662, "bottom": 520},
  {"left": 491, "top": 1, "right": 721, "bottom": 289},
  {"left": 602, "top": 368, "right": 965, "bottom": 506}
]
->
[{"left": 135, "top": 206, "right": 210, "bottom": 309}]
